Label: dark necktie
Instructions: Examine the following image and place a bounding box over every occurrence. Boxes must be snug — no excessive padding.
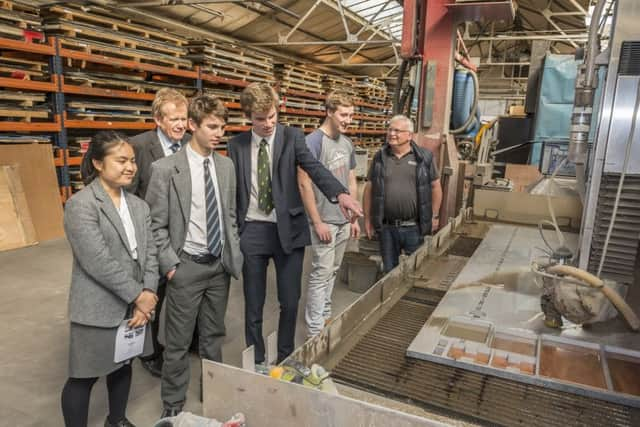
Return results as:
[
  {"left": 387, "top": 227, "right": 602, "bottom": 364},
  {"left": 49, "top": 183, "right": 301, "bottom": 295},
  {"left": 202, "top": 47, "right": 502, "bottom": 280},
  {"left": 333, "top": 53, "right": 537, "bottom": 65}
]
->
[
  {"left": 258, "top": 139, "right": 274, "bottom": 214},
  {"left": 203, "top": 158, "right": 221, "bottom": 257},
  {"left": 169, "top": 143, "right": 180, "bottom": 154}
]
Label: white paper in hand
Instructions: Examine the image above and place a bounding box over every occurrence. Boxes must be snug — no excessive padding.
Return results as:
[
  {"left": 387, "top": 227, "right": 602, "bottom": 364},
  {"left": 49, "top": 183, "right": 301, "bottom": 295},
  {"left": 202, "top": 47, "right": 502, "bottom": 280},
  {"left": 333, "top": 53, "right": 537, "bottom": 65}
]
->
[{"left": 114, "top": 319, "right": 145, "bottom": 363}]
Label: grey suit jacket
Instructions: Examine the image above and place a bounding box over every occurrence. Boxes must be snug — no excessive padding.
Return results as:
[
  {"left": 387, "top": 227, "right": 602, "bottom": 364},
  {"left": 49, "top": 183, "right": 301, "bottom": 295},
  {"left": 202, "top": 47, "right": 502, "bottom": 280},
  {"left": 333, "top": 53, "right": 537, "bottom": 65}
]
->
[
  {"left": 145, "top": 147, "right": 243, "bottom": 279},
  {"left": 64, "top": 179, "right": 159, "bottom": 328},
  {"left": 129, "top": 129, "right": 190, "bottom": 199}
]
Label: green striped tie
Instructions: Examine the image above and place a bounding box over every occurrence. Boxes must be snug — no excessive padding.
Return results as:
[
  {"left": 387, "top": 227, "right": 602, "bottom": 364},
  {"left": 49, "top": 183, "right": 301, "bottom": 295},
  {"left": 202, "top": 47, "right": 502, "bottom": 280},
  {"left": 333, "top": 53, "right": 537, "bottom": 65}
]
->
[{"left": 258, "top": 139, "right": 273, "bottom": 214}]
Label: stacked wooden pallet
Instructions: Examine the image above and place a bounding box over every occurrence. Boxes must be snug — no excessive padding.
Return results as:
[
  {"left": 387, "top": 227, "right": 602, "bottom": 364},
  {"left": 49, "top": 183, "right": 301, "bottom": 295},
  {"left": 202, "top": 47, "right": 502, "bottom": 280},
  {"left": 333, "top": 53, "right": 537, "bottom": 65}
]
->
[
  {"left": 0, "top": 55, "right": 49, "bottom": 82},
  {"left": 0, "top": 89, "right": 50, "bottom": 122},
  {"left": 0, "top": 2, "right": 51, "bottom": 125},
  {"left": 279, "top": 115, "right": 321, "bottom": 129},
  {"left": 323, "top": 75, "right": 359, "bottom": 98},
  {"left": 41, "top": 4, "right": 191, "bottom": 70},
  {"left": 66, "top": 98, "right": 152, "bottom": 122},
  {"left": 187, "top": 40, "right": 275, "bottom": 84},
  {"left": 356, "top": 77, "right": 389, "bottom": 107},
  {"left": 63, "top": 69, "right": 195, "bottom": 96},
  {"left": 276, "top": 64, "right": 324, "bottom": 94},
  {"left": 276, "top": 64, "right": 325, "bottom": 132},
  {"left": 281, "top": 94, "right": 324, "bottom": 112},
  {"left": 0, "top": 1, "right": 43, "bottom": 42}
]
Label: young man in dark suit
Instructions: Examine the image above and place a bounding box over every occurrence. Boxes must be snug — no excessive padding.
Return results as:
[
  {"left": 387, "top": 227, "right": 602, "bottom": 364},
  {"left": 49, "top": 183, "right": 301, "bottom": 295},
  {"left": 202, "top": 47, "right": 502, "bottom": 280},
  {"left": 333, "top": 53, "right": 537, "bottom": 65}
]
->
[
  {"left": 227, "top": 83, "right": 362, "bottom": 365},
  {"left": 129, "top": 88, "right": 189, "bottom": 378}
]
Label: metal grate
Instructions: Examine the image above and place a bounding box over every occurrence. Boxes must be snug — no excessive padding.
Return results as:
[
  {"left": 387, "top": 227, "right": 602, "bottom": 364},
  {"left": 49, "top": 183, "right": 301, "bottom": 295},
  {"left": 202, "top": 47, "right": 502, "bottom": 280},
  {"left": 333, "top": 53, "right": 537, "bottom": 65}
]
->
[
  {"left": 444, "top": 236, "right": 484, "bottom": 257},
  {"left": 619, "top": 41, "right": 640, "bottom": 76},
  {"left": 332, "top": 290, "right": 638, "bottom": 426},
  {"left": 588, "top": 174, "right": 640, "bottom": 282}
]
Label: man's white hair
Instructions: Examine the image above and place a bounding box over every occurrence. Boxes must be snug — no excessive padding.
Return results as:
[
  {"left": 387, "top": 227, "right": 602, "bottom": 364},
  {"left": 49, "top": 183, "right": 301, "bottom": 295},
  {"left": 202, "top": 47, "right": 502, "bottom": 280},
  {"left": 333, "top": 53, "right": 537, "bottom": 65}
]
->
[{"left": 389, "top": 114, "right": 414, "bottom": 133}]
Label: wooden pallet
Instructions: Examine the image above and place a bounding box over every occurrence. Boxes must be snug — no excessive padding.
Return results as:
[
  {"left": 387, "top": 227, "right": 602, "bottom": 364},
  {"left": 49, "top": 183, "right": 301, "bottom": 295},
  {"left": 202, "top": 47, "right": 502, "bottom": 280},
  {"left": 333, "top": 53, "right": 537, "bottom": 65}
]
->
[
  {"left": 280, "top": 81, "right": 324, "bottom": 94},
  {"left": 280, "top": 115, "right": 321, "bottom": 127},
  {"left": 41, "top": 4, "right": 187, "bottom": 47},
  {"left": 0, "top": 104, "right": 50, "bottom": 121},
  {"left": 0, "top": 56, "right": 48, "bottom": 79},
  {"left": 323, "top": 75, "right": 359, "bottom": 96},
  {"left": 188, "top": 41, "right": 274, "bottom": 84},
  {"left": 44, "top": 20, "right": 186, "bottom": 58},
  {"left": 0, "top": 89, "right": 46, "bottom": 104},
  {"left": 202, "top": 87, "right": 241, "bottom": 103},
  {"left": 66, "top": 111, "right": 151, "bottom": 122},
  {"left": 188, "top": 41, "right": 273, "bottom": 70},
  {"left": 195, "top": 56, "right": 274, "bottom": 79},
  {"left": 276, "top": 64, "right": 325, "bottom": 94},
  {"left": 0, "top": 1, "right": 41, "bottom": 30},
  {"left": 207, "top": 66, "right": 274, "bottom": 84},
  {"left": 282, "top": 96, "right": 324, "bottom": 111},
  {"left": 57, "top": 36, "right": 192, "bottom": 70},
  {"left": 64, "top": 70, "right": 196, "bottom": 95},
  {"left": 66, "top": 99, "right": 152, "bottom": 122}
]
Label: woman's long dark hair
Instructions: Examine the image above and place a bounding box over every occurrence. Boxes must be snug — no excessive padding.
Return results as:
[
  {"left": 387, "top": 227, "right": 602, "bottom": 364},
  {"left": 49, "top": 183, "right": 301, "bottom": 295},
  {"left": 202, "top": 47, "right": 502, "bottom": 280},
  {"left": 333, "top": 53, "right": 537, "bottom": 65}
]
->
[{"left": 80, "top": 131, "right": 130, "bottom": 185}]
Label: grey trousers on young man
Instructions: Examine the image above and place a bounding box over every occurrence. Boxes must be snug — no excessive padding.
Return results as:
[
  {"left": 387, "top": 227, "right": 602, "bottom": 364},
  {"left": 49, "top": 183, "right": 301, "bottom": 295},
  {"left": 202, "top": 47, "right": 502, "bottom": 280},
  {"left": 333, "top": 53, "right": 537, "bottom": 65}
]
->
[
  {"left": 161, "top": 253, "right": 230, "bottom": 410},
  {"left": 305, "top": 223, "right": 351, "bottom": 338}
]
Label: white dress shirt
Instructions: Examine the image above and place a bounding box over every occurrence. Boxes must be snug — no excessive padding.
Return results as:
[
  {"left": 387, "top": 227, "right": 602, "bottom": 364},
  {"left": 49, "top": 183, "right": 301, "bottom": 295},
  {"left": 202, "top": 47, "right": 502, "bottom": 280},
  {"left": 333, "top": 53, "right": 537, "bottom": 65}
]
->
[
  {"left": 183, "top": 144, "right": 225, "bottom": 255},
  {"left": 157, "top": 128, "right": 179, "bottom": 157},
  {"left": 118, "top": 189, "right": 138, "bottom": 260},
  {"left": 246, "top": 129, "right": 277, "bottom": 223}
]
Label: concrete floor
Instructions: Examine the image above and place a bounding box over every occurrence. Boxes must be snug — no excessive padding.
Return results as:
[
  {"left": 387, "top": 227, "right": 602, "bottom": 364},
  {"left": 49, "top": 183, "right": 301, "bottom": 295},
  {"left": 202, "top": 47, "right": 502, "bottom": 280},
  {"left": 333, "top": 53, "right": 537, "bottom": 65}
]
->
[{"left": 0, "top": 238, "right": 362, "bottom": 427}]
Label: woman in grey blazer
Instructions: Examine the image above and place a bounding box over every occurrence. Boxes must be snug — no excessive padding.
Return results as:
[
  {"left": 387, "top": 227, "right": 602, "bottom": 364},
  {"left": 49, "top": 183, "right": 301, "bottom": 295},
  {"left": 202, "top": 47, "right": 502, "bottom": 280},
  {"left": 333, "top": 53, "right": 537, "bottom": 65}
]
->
[{"left": 61, "top": 131, "right": 159, "bottom": 427}]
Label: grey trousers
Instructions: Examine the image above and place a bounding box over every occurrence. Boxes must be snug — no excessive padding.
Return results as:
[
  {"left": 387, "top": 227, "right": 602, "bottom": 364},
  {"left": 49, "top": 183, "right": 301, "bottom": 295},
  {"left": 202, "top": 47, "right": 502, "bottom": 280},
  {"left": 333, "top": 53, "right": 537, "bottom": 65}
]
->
[
  {"left": 161, "top": 253, "right": 230, "bottom": 409},
  {"left": 304, "top": 222, "right": 350, "bottom": 338}
]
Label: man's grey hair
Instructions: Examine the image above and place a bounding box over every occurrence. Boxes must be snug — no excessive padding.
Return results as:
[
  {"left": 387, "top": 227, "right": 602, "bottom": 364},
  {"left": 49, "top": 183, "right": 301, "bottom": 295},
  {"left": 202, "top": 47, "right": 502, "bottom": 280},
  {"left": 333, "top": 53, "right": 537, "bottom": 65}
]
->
[{"left": 389, "top": 115, "right": 414, "bottom": 133}]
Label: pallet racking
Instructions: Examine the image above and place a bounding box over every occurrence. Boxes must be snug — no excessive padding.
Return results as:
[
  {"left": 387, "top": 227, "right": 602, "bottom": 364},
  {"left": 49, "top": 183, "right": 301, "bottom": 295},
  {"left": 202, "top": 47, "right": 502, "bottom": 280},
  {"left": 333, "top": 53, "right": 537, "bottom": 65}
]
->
[{"left": 1, "top": 1, "right": 391, "bottom": 203}]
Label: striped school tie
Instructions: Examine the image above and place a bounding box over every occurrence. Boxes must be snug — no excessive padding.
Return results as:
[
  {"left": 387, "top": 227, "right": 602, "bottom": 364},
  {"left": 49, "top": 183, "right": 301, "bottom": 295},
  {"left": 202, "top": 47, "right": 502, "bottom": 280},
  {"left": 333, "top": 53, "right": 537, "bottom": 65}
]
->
[{"left": 203, "top": 158, "right": 221, "bottom": 257}]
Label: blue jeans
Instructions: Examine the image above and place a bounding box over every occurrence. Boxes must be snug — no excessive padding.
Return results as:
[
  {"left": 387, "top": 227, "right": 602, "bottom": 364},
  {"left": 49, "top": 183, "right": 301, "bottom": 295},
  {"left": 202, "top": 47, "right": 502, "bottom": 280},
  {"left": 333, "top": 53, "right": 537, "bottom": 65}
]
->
[{"left": 379, "top": 225, "right": 424, "bottom": 273}]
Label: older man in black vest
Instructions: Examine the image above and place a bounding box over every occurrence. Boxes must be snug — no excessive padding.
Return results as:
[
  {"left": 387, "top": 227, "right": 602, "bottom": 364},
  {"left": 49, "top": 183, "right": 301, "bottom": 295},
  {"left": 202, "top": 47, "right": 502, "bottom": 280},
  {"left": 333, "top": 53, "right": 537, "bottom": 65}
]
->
[{"left": 363, "top": 115, "right": 443, "bottom": 273}]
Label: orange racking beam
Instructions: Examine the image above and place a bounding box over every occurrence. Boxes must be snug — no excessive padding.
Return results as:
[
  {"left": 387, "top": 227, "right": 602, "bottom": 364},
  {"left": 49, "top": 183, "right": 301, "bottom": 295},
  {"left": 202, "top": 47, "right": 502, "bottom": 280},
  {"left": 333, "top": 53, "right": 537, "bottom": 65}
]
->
[
  {"left": 0, "top": 37, "right": 55, "bottom": 55},
  {"left": 0, "top": 76, "right": 57, "bottom": 92}
]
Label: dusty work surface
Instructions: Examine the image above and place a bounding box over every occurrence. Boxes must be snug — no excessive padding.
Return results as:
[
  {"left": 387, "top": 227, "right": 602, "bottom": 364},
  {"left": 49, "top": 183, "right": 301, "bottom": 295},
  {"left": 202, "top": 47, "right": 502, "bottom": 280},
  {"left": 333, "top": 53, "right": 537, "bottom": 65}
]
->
[
  {"left": 327, "top": 223, "right": 640, "bottom": 426},
  {"left": 407, "top": 224, "right": 640, "bottom": 409},
  {"left": 330, "top": 284, "right": 639, "bottom": 426}
]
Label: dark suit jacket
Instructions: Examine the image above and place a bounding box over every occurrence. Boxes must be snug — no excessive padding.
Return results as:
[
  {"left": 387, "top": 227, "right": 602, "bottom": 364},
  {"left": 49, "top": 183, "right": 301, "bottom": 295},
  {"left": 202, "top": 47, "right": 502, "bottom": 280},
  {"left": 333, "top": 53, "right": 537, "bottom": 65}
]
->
[
  {"left": 129, "top": 129, "right": 190, "bottom": 199},
  {"left": 228, "top": 124, "right": 346, "bottom": 253},
  {"left": 145, "top": 148, "right": 243, "bottom": 279}
]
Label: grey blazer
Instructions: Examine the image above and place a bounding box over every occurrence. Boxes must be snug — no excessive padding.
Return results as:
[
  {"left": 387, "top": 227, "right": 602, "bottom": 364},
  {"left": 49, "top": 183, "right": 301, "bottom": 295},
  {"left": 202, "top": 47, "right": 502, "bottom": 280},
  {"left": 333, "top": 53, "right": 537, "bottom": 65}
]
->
[
  {"left": 145, "top": 148, "right": 243, "bottom": 279},
  {"left": 128, "top": 129, "right": 190, "bottom": 199},
  {"left": 64, "top": 179, "right": 159, "bottom": 328}
]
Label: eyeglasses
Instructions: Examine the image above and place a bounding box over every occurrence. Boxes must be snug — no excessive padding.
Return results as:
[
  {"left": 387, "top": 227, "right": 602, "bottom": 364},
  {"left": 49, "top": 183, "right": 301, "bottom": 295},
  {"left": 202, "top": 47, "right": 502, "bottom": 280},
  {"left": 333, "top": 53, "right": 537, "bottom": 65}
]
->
[{"left": 387, "top": 127, "right": 411, "bottom": 134}]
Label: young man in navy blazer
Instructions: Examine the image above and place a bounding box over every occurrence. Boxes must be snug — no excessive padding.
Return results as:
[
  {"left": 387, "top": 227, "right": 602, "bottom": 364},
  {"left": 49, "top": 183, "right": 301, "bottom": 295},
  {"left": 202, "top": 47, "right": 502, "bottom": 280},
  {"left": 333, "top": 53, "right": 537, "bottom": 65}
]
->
[{"left": 227, "top": 83, "right": 362, "bottom": 365}]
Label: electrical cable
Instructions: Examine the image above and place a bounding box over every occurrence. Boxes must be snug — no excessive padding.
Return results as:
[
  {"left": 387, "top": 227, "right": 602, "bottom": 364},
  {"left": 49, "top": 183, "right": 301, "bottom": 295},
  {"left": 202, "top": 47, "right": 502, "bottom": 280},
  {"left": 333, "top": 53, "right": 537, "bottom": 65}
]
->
[
  {"left": 596, "top": 78, "right": 640, "bottom": 277},
  {"left": 538, "top": 221, "right": 561, "bottom": 253},
  {"left": 545, "top": 158, "right": 568, "bottom": 249}
]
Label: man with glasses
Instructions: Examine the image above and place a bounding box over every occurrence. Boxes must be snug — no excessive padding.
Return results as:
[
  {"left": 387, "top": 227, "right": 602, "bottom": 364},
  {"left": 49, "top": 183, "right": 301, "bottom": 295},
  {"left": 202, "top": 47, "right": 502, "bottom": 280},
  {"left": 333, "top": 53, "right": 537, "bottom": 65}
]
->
[
  {"left": 363, "top": 115, "right": 442, "bottom": 273},
  {"left": 129, "top": 88, "right": 190, "bottom": 378}
]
